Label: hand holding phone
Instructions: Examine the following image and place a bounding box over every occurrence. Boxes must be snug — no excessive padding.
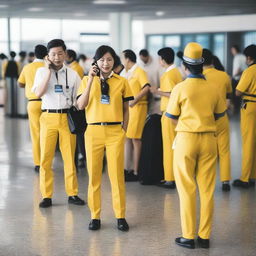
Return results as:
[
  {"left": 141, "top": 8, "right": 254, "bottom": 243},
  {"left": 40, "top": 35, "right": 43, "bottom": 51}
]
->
[
  {"left": 89, "top": 62, "right": 100, "bottom": 78},
  {"left": 44, "top": 56, "right": 57, "bottom": 70}
]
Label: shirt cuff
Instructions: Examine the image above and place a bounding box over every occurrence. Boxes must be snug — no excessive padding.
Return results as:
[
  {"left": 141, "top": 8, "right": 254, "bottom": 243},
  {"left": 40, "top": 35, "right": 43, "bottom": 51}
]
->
[
  {"left": 214, "top": 111, "right": 226, "bottom": 120},
  {"left": 165, "top": 112, "right": 179, "bottom": 119},
  {"left": 123, "top": 96, "right": 134, "bottom": 102}
]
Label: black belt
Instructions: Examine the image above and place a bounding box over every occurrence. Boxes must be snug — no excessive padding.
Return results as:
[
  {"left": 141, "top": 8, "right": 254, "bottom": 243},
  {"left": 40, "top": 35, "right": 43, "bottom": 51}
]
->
[
  {"left": 29, "top": 99, "right": 42, "bottom": 102},
  {"left": 42, "top": 109, "right": 69, "bottom": 113},
  {"left": 89, "top": 122, "right": 122, "bottom": 126}
]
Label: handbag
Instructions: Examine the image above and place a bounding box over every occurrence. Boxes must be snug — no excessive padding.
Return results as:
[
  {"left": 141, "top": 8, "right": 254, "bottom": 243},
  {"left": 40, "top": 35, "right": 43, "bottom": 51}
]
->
[{"left": 67, "top": 106, "right": 87, "bottom": 134}]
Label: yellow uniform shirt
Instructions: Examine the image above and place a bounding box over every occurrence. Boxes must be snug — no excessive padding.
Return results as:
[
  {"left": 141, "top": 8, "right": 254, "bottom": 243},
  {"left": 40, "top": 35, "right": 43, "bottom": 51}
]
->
[
  {"left": 166, "top": 75, "right": 226, "bottom": 132},
  {"left": 69, "top": 61, "right": 84, "bottom": 79},
  {"left": 203, "top": 67, "right": 232, "bottom": 102},
  {"left": 160, "top": 66, "right": 183, "bottom": 112},
  {"left": 128, "top": 66, "right": 150, "bottom": 104},
  {"left": 18, "top": 59, "right": 45, "bottom": 100},
  {"left": 77, "top": 73, "right": 133, "bottom": 123},
  {"left": 236, "top": 63, "right": 256, "bottom": 101}
]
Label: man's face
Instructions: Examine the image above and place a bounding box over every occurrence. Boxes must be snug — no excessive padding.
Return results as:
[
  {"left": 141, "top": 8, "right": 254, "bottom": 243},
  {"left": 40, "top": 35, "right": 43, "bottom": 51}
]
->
[
  {"left": 48, "top": 46, "right": 66, "bottom": 68},
  {"left": 121, "top": 53, "right": 128, "bottom": 69},
  {"left": 139, "top": 55, "right": 149, "bottom": 64},
  {"left": 159, "top": 56, "right": 165, "bottom": 67},
  {"left": 231, "top": 47, "right": 237, "bottom": 56}
]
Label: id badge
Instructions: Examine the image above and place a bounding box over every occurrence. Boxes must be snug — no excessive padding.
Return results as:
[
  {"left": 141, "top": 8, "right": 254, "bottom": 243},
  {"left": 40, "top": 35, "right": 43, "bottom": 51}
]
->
[
  {"left": 54, "top": 84, "right": 63, "bottom": 93},
  {"left": 101, "top": 95, "right": 110, "bottom": 104}
]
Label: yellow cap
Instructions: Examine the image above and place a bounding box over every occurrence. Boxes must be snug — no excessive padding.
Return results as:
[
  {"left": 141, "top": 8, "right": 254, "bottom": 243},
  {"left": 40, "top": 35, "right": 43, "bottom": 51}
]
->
[{"left": 183, "top": 42, "right": 204, "bottom": 65}]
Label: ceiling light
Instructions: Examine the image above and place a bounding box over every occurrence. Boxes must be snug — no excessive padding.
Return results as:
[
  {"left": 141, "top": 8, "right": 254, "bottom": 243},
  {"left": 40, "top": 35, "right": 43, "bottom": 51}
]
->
[
  {"left": 93, "top": 0, "right": 126, "bottom": 5},
  {"left": 0, "top": 4, "right": 8, "bottom": 8},
  {"left": 27, "top": 7, "right": 44, "bottom": 12},
  {"left": 156, "top": 11, "right": 165, "bottom": 16}
]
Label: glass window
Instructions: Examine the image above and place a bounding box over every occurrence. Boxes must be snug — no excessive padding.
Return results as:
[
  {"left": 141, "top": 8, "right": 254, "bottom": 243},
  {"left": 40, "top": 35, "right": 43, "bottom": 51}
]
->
[
  {"left": 165, "top": 35, "right": 181, "bottom": 51},
  {"left": 213, "top": 34, "right": 225, "bottom": 66},
  {"left": 147, "top": 35, "right": 164, "bottom": 56},
  {"left": 195, "top": 34, "right": 210, "bottom": 49},
  {"left": 0, "top": 18, "right": 8, "bottom": 54},
  {"left": 243, "top": 32, "right": 256, "bottom": 48},
  {"left": 182, "top": 35, "right": 194, "bottom": 49}
]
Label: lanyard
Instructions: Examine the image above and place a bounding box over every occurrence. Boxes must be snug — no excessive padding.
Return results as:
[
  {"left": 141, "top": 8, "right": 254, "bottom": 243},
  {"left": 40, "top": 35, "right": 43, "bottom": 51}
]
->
[{"left": 55, "top": 69, "right": 69, "bottom": 89}]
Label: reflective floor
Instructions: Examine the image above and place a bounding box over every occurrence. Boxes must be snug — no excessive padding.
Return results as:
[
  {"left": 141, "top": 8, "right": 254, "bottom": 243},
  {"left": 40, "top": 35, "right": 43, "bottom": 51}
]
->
[{"left": 0, "top": 108, "right": 255, "bottom": 256}]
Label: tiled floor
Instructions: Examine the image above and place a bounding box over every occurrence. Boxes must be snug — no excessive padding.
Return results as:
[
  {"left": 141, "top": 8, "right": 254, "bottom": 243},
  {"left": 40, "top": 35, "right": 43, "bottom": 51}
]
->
[{"left": 0, "top": 108, "right": 255, "bottom": 256}]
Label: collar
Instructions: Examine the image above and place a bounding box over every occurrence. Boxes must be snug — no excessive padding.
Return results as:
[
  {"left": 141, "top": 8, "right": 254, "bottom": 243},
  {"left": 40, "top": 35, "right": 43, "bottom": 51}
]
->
[
  {"left": 165, "top": 64, "right": 176, "bottom": 73},
  {"left": 123, "top": 63, "right": 138, "bottom": 79},
  {"left": 249, "top": 62, "right": 256, "bottom": 67},
  {"left": 203, "top": 66, "right": 215, "bottom": 74},
  {"left": 187, "top": 74, "right": 205, "bottom": 79},
  {"left": 33, "top": 58, "right": 44, "bottom": 63},
  {"left": 56, "top": 64, "right": 67, "bottom": 73},
  {"left": 128, "top": 63, "right": 138, "bottom": 74},
  {"left": 100, "top": 71, "right": 114, "bottom": 80}
]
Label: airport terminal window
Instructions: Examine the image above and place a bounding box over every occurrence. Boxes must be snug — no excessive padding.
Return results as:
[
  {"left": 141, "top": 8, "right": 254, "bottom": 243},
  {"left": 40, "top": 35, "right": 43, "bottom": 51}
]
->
[
  {"left": 0, "top": 18, "right": 8, "bottom": 54},
  {"left": 243, "top": 31, "right": 256, "bottom": 47},
  {"left": 213, "top": 34, "right": 225, "bottom": 66},
  {"left": 147, "top": 35, "right": 164, "bottom": 56},
  {"left": 165, "top": 35, "right": 181, "bottom": 53}
]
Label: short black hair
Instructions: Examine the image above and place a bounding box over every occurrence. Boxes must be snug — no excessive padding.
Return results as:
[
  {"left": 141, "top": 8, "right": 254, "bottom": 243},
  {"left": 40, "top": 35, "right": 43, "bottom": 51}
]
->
[
  {"left": 78, "top": 54, "right": 87, "bottom": 61},
  {"left": 10, "top": 51, "right": 16, "bottom": 58},
  {"left": 202, "top": 48, "right": 213, "bottom": 65},
  {"left": 34, "top": 44, "right": 47, "bottom": 59},
  {"left": 183, "top": 62, "right": 203, "bottom": 75},
  {"left": 0, "top": 53, "right": 7, "bottom": 59},
  {"left": 28, "top": 52, "right": 35, "bottom": 57},
  {"left": 177, "top": 51, "right": 183, "bottom": 60},
  {"left": 67, "top": 49, "right": 77, "bottom": 61},
  {"left": 157, "top": 47, "right": 174, "bottom": 64},
  {"left": 231, "top": 45, "right": 240, "bottom": 53},
  {"left": 94, "top": 45, "right": 118, "bottom": 67},
  {"left": 113, "top": 55, "right": 122, "bottom": 69},
  {"left": 139, "top": 49, "right": 149, "bottom": 57},
  {"left": 213, "top": 56, "right": 225, "bottom": 71},
  {"left": 19, "top": 51, "right": 26, "bottom": 58},
  {"left": 47, "top": 39, "right": 66, "bottom": 52},
  {"left": 243, "top": 44, "right": 256, "bottom": 60},
  {"left": 123, "top": 49, "right": 136, "bottom": 63}
]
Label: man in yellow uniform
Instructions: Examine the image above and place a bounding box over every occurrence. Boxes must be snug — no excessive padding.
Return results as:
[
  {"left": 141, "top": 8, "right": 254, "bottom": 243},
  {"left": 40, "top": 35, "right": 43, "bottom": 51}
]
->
[
  {"left": 32, "top": 39, "right": 85, "bottom": 208},
  {"left": 121, "top": 49, "right": 150, "bottom": 181},
  {"left": 150, "top": 47, "right": 182, "bottom": 189},
  {"left": 166, "top": 42, "right": 226, "bottom": 249},
  {"left": 66, "top": 49, "right": 84, "bottom": 79},
  {"left": 233, "top": 44, "right": 256, "bottom": 188},
  {"left": 202, "top": 49, "right": 232, "bottom": 191},
  {"left": 18, "top": 45, "right": 48, "bottom": 172}
]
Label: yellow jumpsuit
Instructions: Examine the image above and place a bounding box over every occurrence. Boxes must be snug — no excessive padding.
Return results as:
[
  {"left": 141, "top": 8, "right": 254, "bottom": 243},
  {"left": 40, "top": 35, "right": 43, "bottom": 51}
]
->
[
  {"left": 203, "top": 68, "right": 232, "bottom": 182},
  {"left": 77, "top": 74, "right": 133, "bottom": 219},
  {"left": 18, "top": 60, "right": 45, "bottom": 166},
  {"left": 166, "top": 74, "right": 226, "bottom": 239},
  {"left": 236, "top": 63, "right": 256, "bottom": 182}
]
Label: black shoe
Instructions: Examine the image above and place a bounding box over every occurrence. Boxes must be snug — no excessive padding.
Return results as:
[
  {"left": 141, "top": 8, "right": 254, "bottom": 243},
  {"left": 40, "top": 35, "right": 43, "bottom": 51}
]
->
[
  {"left": 175, "top": 237, "right": 195, "bottom": 249},
  {"left": 34, "top": 165, "right": 40, "bottom": 172},
  {"left": 68, "top": 196, "right": 85, "bottom": 205},
  {"left": 125, "top": 172, "right": 139, "bottom": 182},
  {"left": 197, "top": 236, "right": 210, "bottom": 248},
  {"left": 249, "top": 180, "right": 255, "bottom": 187},
  {"left": 89, "top": 219, "right": 101, "bottom": 230},
  {"left": 39, "top": 198, "right": 52, "bottom": 208},
  {"left": 232, "top": 179, "right": 249, "bottom": 188},
  {"left": 222, "top": 183, "right": 231, "bottom": 191},
  {"left": 117, "top": 218, "right": 129, "bottom": 231},
  {"left": 157, "top": 181, "right": 176, "bottom": 189}
]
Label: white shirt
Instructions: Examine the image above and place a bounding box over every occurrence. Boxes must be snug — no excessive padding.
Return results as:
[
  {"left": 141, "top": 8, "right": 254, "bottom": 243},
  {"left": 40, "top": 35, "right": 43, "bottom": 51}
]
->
[
  {"left": 232, "top": 53, "right": 247, "bottom": 80},
  {"left": 32, "top": 65, "right": 81, "bottom": 109},
  {"left": 165, "top": 64, "right": 176, "bottom": 73},
  {"left": 138, "top": 56, "right": 160, "bottom": 87}
]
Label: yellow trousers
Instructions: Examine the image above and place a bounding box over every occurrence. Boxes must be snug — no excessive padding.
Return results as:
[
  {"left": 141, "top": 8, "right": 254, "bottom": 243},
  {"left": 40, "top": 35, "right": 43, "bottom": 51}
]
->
[
  {"left": 27, "top": 100, "right": 42, "bottom": 166},
  {"left": 40, "top": 112, "right": 78, "bottom": 198},
  {"left": 126, "top": 104, "right": 147, "bottom": 139},
  {"left": 85, "top": 125, "right": 126, "bottom": 219},
  {"left": 240, "top": 102, "right": 256, "bottom": 182},
  {"left": 216, "top": 114, "right": 231, "bottom": 181},
  {"left": 161, "top": 113, "right": 176, "bottom": 181},
  {"left": 173, "top": 132, "right": 217, "bottom": 239}
]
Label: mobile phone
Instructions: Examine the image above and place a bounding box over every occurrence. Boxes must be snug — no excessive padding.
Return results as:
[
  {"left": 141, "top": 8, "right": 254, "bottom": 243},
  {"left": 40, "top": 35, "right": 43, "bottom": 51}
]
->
[
  {"left": 46, "top": 56, "right": 58, "bottom": 70},
  {"left": 92, "top": 62, "right": 100, "bottom": 76}
]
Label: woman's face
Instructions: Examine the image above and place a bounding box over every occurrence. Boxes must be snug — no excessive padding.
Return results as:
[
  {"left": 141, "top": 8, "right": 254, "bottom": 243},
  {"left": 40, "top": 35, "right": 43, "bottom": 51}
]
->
[{"left": 96, "top": 52, "right": 114, "bottom": 74}]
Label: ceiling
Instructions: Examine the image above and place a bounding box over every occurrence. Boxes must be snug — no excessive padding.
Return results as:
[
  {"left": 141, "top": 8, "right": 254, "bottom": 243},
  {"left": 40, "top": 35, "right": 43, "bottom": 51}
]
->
[{"left": 0, "top": 0, "right": 256, "bottom": 20}]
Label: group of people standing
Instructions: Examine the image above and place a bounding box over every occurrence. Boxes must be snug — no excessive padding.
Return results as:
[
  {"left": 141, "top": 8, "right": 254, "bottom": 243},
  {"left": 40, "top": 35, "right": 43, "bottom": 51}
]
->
[{"left": 9, "top": 37, "right": 256, "bottom": 249}]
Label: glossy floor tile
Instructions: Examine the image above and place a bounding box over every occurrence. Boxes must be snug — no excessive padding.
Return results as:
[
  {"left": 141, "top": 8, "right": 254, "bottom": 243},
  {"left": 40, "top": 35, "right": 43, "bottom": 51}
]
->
[{"left": 0, "top": 108, "right": 255, "bottom": 256}]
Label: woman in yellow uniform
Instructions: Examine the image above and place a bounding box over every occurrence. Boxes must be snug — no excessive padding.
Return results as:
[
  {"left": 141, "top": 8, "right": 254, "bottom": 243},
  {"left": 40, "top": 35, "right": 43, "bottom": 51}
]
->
[
  {"left": 233, "top": 44, "right": 256, "bottom": 188},
  {"left": 151, "top": 47, "right": 183, "bottom": 189},
  {"left": 166, "top": 42, "right": 226, "bottom": 249},
  {"left": 121, "top": 49, "right": 150, "bottom": 181},
  {"left": 77, "top": 45, "right": 133, "bottom": 231}
]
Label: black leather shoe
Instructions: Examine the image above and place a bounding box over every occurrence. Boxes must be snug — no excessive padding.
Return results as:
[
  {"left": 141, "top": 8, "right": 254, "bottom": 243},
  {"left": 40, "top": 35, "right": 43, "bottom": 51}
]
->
[
  {"left": 39, "top": 198, "right": 52, "bottom": 208},
  {"left": 117, "top": 218, "right": 129, "bottom": 231},
  {"left": 222, "top": 183, "right": 231, "bottom": 191},
  {"left": 175, "top": 237, "right": 195, "bottom": 249},
  {"left": 34, "top": 165, "right": 40, "bottom": 173},
  {"left": 68, "top": 196, "right": 85, "bottom": 205},
  {"left": 232, "top": 179, "right": 249, "bottom": 188},
  {"left": 89, "top": 219, "right": 101, "bottom": 230},
  {"left": 157, "top": 181, "right": 176, "bottom": 189},
  {"left": 125, "top": 172, "right": 138, "bottom": 182},
  {"left": 197, "top": 236, "right": 210, "bottom": 248}
]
